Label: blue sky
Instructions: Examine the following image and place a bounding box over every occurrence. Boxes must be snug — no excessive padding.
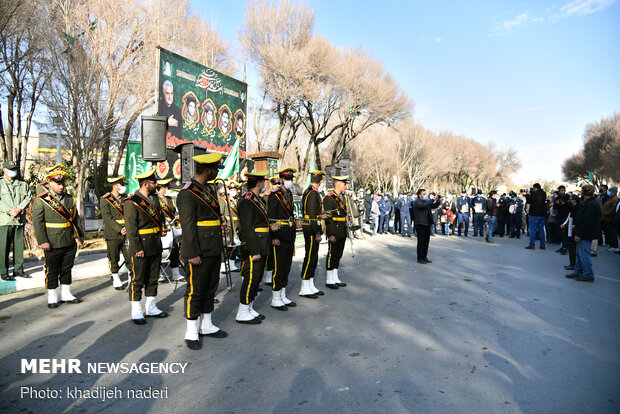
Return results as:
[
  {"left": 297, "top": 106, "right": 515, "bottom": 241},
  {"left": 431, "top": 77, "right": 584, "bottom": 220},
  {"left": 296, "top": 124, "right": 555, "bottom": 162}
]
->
[{"left": 191, "top": 0, "right": 620, "bottom": 183}]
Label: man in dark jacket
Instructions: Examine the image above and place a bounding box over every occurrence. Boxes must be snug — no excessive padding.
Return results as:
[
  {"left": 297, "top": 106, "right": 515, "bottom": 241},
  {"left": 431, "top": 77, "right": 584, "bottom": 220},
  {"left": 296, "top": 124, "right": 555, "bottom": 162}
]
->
[
  {"left": 413, "top": 189, "right": 441, "bottom": 264},
  {"left": 363, "top": 189, "right": 372, "bottom": 224},
  {"left": 566, "top": 185, "right": 601, "bottom": 282},
  {"left": 525, "top": 183, "right": 547, "bottom": 250}
]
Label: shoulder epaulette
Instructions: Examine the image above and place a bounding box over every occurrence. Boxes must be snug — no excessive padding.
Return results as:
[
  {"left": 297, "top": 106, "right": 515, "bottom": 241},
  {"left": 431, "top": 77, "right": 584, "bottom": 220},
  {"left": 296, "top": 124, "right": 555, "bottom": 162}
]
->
[
  {"left": 182, "top": 181, "right": 192, "bottom": 190},
  {"left": 244, "top": 192, "right": 253, "bottom": 199},
  {"left": 102, "top": 192, "right": 110, "bottom": 198},
  {"left": 37, "top": 190, "right": 49, "bottom": 198}
]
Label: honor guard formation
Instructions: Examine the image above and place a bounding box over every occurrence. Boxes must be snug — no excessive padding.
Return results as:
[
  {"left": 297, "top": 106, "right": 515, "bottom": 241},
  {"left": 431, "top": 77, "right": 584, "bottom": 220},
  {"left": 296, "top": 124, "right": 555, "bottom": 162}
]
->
[{"left": 4, "top": 154, "right": 613, "bottom": 351}]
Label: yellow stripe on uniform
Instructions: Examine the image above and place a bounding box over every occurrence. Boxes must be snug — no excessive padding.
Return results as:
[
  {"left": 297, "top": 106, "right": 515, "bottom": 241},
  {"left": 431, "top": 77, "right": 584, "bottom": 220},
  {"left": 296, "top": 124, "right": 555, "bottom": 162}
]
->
[
  {"left": 332, "top": 217, "right": 346, "bottom": 221},
  {"left": 44, "top": 254, "right": 49, "bottom": 289},
  {"left": 246, "top": 256, "right": 253, "bottom": 304},
  {"left": 138, "top": 227, "right": 160, "bottom": 234},
  {"left": 186, "top": 263, "right": 194, "bottom": 319},
  {"left": 197, "top": 220, "right": 221, "bottom": 226},
  {"left": 273, "top": 246, "right": 279, "bottom": 288},
  {"left": 45, "top": 222, "right": 70, "bottom": 228},
  {"left": 254, "top": 227, "right": 269, "bottom": 233},
  {"left": 130, "top": 256, "right": 136, "bottom": 302},
  {"left": 327, "top": 241, "right": 332, "bottom": 268},
  {"left": 302, "top": 236, "right": 313, "bottom": 280}
]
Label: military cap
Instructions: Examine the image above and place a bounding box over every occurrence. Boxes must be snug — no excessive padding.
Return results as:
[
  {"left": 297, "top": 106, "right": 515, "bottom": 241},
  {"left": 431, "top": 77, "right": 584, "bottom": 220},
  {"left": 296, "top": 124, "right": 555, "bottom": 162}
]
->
[
  {"left": 46, "top": 164, "right": 64, "bottom": 174},
  {"left": 277, "top": 167, "right": 296, "bottom": 178},
  {"left": 107, "top": 175, "right": 126, "bottom": 185},
  {"left": 2, "top": 161, "right": 17, "bottom": 170},
  {"left": 46, "top": 170, "right": 69, "bottom": 182},
  {"left": 133, "top": 167, "right": 158, "bottom": 181},
  {"left": 246, "top": 169, "right": 269, "bottom": 179},
  {"left": 192, "top": 153, "right": 224, "bottom": 169},
  {"left": 332, "top": 175, "right": 349, "bottom": 182},
  {"left": 157, "top": 178, "right": 173, "bottom": 186},
  {"left": 227, "top": 180, "right": 240, "bottom": 188},
  {"left": 309, "top": 170, "right": 325, "bottom": 176}
]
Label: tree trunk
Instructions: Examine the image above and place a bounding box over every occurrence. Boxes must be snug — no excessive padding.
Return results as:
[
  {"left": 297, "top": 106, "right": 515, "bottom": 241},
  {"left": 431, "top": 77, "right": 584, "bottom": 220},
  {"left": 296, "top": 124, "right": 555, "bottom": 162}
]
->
[
  {"left": 0, "top": 103, "right": 7, "bottom": 159},
  {"left": 6, "top": 93, "right": 15, "bottom": 160}
]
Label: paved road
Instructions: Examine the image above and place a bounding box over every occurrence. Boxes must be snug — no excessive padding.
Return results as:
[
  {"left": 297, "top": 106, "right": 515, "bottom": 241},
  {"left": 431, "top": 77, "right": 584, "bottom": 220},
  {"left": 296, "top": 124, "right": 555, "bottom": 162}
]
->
[{"left": 0, "top": 234, "right": 618, "bottom": 414}]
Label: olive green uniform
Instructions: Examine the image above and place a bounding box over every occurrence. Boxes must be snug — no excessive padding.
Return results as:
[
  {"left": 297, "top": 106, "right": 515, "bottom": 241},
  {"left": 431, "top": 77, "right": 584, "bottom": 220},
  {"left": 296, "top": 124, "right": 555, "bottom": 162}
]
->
[
  {"left": 177, "top": 179, "right": 222, "bottom": 319},
  {"left": 159, "top": 194, "right": 180, "bottom": 268},
  {"left": 267, "top": 186, "right": 296, "bottom": 291},
  {"left": 0, "top": 176, "right": 32, "bottom": 276},
  {"left": 301, "top": 186, "right": 323, "bottom": 280},
  {"left": 100, "top": 192, "right": 129, "bottom": 274},
  {"left": 238, "top": 191, "right": 270, "bottom": 305},
  {"left": 323, "top": 192, "right": 348, "bottom": 270},
  {"left": 32, "top": 190, "right": 84, "bottom": 289},
  {"left": 124, "top": 191, "right": 163, "bottom": 302}
]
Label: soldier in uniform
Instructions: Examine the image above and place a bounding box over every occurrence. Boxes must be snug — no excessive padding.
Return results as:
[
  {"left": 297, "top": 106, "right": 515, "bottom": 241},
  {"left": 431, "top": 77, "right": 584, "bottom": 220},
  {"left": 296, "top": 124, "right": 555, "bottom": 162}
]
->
[
  {"left": 236, "top": 170, "right": 276, "bottom": 324},
  {"left": 218, "top": 180, "right": 240, "bottom": 273},
  {"left": 0, "top": 161, "right": 32, "bottom": 280},
  {"left": 32, "top": 168, "right": 85, "bottom": 308},
  {"left": 471, "top": 190, "right": 487, "bottom": 237},
  {"left": 323, "top": 176, "right": 350, "bottom": 289},
  {"left": 267, "top": 168, "right": 298, "bottom": 311},
  {"left": 156, "top": 178, "right": 184, "bottom": 281},
  {"left": 100, "top": 175, "right": 129, "bottom": 290},
  {"left": 124, "top": 168, "right": 168, "bottom": 324},
  {"left": 261, "top": 175, "right": 279, "bottom": 286},
  {"left": 177, "top": 153, "right": 228, "bottom": 350},
  {"left": 298, "top": 170, "right": 327, "bottom": 299}
]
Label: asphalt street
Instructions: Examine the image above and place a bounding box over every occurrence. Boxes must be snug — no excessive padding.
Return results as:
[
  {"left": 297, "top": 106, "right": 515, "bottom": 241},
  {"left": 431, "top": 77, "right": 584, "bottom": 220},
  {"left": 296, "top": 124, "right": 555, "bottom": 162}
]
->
[{"left": 0, "top": 233, "right": 618, "bottom": 414}]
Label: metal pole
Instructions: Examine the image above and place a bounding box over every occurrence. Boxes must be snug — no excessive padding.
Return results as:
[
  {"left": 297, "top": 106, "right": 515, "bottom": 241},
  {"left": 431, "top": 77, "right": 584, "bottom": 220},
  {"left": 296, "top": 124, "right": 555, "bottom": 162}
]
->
[{"left": 53, "top": 116, "right": 62, "bottom": 164}]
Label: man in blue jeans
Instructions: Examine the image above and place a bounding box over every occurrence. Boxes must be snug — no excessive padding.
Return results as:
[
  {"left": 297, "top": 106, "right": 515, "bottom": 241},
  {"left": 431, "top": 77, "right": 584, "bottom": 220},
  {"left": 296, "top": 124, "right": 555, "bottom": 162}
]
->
[
  {"left": 485, "top": 191, "right": 499, "bottom": 244},
  {"left": 566, "top": 185, "right": 601, "bottom": 282},
  {"left": 524, "top": 183, "right": 547, "bottom": 250}
]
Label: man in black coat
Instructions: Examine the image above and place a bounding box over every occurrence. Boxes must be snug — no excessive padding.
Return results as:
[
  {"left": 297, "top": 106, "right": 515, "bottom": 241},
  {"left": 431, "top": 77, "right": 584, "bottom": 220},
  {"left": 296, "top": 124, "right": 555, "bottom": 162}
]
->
[
  {"left": 364, "top": 189, "right": 373, "bottom": 224},
  {"left": 566, "top": 185, "right": 601, "bottom": 282},
  {"left": 525, "top": 183, "right": 547, "bottom": 250},
  {"left": 413, "top": 189, "right": 441, "bottom": 264}
]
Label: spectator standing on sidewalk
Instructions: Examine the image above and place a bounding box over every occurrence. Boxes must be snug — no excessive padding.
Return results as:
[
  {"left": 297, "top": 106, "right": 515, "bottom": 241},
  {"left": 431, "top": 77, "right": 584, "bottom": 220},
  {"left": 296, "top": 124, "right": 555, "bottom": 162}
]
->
[
  {"left": 566, "top": 185, "right": 601, "bottom": 282},
  {"left": 485, "top": 191, "right": 499, "bottom": 244},
  {"left": 525, "top": 183, "right": 547, "bottom": 250},
  {"left": 601, "top": 186, "right": 619, "bottom": 252},
  {"left": 370, "top": 195, "right": 380, "bottom": 237}
]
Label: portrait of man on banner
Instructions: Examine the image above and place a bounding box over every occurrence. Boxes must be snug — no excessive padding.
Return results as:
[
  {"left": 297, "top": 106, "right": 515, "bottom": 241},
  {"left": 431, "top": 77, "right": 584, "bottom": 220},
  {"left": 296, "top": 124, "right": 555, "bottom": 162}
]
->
[
  {"left": 158, "top": 79, "right": 183, "bottom": 141},
  {"left": 181, "top": 91, "right": 200, "bottom": 131},
  {"left": 200, "top": 98, "right": 217, "bottom": 137},
  {"left": 218, "top": 104, "right": 233, "bottom": 144},
  {"left": 234, "top": 109, "right": 245, "bottom": 138}
]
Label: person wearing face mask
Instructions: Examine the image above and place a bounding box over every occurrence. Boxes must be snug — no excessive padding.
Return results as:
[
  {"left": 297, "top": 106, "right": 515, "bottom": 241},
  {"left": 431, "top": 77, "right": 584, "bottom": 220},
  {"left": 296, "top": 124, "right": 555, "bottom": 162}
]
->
[
  {"left": 0, "top": 161, "right": 32, "bottom": 281},
  {"left": 236, "top": 170, "right": 278, "bottom": 324},
  {"left": 124, "top": 168, "right": 168, "bottom": 325},
  {"left": 267, "top": 168, "right": 298, "bottom": 310},
  {"left": 100, "top": 175, "right": 130, "bottom": 290},
  {"left": 32, "top": 168, "right": 85, "bottom": 308},
  {"left": 156, "top": 179, "right": 184, "bottom": 282},
  {"left": 177, "top": 153, "right": 229, "bottom": 349}
]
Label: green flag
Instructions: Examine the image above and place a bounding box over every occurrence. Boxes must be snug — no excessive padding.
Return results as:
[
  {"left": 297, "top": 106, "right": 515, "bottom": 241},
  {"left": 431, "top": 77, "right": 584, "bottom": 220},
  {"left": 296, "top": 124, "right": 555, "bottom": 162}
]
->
[{"left": 218, "top": 137, "right": 240, "bottom": 180}]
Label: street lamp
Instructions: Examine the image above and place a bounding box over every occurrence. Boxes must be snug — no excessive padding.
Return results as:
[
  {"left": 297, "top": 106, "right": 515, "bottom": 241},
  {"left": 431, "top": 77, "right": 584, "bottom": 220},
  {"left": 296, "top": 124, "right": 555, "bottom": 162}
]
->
[{"left": 52, "top": 116, "right": 62, "bottom": 165}]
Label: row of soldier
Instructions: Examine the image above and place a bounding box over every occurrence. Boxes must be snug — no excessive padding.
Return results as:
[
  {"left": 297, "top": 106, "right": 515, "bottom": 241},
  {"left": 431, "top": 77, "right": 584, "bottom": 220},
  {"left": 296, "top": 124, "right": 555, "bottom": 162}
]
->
[{"left": 32, "top": 156, "right": 353, "bottom": 350}]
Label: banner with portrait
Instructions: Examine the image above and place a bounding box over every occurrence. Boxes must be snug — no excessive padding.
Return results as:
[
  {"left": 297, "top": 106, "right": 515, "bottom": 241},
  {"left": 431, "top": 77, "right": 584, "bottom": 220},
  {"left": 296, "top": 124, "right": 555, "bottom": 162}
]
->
[{"left": 157, "top": 47, "right": 248, "bottom": 157}]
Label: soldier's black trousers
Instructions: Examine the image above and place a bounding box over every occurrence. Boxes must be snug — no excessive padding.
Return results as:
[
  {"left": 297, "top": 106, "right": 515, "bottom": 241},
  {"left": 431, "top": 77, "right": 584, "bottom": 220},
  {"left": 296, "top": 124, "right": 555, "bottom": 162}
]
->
[
  {"left": 301, "top": 232, "right": 320, "bottom": 280},
  {"left": 44, "top": 244, "right": 77, "bottom": 289},
  {"left": 106, "top": 238, "right": 129, "bottom": 274},
  {"left": 184, "top": 255, "right": 220, "bottom": 319},
  {"left": 169, "top": 243, "right": 181, "bottom": 268},
  {"left": 129, "top": 253, "right": 161, "bottom": 302},
  {"left": 326, "top": 237, "right": 346, "bottom": 270},
  {"left": 271, "top": 242, "right": 294, "bottom": 291},
  {"left": 265, "top": 246, "right": 275, "bottom": 271},
  {"left": 240, "top": 255, "right": 266, "bottom": 305}
]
